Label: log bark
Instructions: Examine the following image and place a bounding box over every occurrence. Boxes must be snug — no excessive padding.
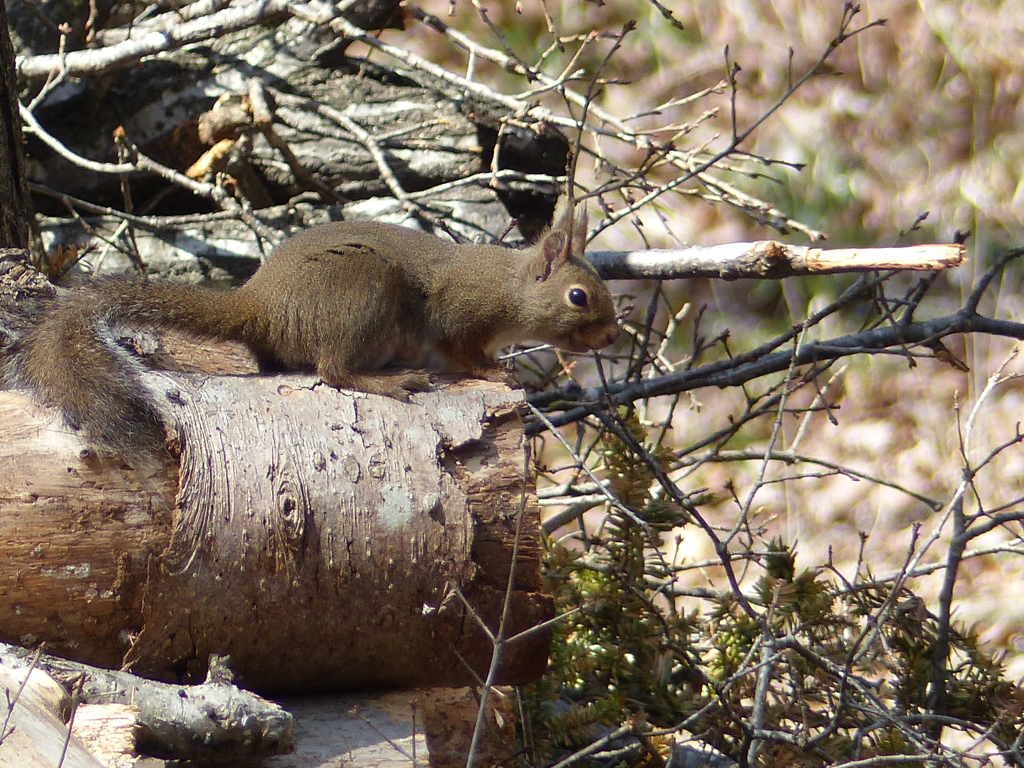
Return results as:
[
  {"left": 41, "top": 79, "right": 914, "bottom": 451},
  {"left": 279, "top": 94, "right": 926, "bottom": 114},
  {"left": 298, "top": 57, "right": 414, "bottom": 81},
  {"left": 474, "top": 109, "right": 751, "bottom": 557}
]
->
[{"left": 0, "top": 369, "right": 552, "bottom": 694}]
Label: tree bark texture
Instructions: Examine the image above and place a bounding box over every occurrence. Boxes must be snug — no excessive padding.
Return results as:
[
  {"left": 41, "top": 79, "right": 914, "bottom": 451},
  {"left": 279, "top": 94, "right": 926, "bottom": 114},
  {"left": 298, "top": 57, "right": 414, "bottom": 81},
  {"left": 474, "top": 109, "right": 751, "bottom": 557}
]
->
[
  {"left": 0, "top": 0, "right": 30, "bottom": 249},
  {"left": 0, "top": 372, "right": 552, "bottom": 694}
]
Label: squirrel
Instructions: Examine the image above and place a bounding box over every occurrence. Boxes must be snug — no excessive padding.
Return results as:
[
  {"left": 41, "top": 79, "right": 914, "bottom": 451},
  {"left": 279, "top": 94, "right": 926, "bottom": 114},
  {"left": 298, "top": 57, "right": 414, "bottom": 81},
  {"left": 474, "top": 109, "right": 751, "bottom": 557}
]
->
[{"left": 10, "top": 205, "right": 619, "bottom": 459}]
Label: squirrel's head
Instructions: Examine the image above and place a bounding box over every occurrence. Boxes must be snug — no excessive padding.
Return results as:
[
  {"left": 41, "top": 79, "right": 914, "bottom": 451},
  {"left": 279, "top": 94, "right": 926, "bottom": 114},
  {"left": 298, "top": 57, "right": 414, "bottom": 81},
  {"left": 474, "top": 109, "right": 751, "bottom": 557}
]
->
[{"left": 522, "top": 206, "right": 620, "bottom": 354}]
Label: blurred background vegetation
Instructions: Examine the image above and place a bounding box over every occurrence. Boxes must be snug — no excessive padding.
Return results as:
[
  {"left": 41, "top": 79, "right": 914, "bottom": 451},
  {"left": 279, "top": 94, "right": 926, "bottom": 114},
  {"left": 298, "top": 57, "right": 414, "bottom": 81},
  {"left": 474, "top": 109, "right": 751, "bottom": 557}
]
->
[{"left": 409, "top": 0, "right": 1022, "bottom": 254}]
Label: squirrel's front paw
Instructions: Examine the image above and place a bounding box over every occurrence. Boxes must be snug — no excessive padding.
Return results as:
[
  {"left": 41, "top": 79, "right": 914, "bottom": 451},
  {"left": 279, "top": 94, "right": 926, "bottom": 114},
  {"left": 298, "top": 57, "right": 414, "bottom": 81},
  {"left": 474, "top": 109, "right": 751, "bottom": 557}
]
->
[
  {"left": 469, "top": 365, "right": 519, "bottom": 388},
  {"left": 319, "top": 368, "right": 432, "bottom": 400},
  {"left": 393, "top": 370, "right": 432, "bottom": 394},
  {"left": 361, "top": 370, "right": 432, "bottom": 401}
]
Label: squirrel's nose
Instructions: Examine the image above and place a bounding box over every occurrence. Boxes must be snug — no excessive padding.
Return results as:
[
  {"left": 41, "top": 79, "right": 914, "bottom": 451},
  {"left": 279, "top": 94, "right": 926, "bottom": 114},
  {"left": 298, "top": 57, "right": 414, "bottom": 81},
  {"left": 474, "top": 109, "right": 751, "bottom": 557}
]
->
[{"left": 604, "top": 324, "right": 621, "bottom": 347}]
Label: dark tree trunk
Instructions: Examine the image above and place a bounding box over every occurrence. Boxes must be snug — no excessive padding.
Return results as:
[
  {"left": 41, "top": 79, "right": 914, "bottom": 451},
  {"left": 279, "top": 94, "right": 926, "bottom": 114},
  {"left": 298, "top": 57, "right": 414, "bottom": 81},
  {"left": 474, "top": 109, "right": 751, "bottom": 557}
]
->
[{"left": 0, "top": 1, "right": 30, "bottom": 249}]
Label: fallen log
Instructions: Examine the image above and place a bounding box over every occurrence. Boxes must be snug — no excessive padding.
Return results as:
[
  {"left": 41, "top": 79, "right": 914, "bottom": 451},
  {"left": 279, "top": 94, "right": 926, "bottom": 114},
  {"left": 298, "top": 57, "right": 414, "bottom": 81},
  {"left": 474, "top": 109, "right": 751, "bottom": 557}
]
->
[{"left": 0, "top": 371, "right": 552, "bottom": 693}]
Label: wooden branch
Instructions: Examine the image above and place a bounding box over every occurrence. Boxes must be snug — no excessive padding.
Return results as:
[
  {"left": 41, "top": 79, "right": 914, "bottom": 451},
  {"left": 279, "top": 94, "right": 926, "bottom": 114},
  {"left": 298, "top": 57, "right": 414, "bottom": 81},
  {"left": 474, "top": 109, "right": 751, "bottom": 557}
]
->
[
  {"left": 16, "top": 0, "right": 293, "bottom": 79},
  {"left": 587, "top": 241, "right": 966, "bottom": 279},
  {"left": 0, "top": 642, "right": 521, "bottom": 767},
  {"left": 0, "top": 643, "right": 294, "bottom": 763},
  {"left": 0, "top": 375, "right": 552, "bottom": 694},
  {"left": 526, "top": 309, "right": 1024, "bottom": 435}
]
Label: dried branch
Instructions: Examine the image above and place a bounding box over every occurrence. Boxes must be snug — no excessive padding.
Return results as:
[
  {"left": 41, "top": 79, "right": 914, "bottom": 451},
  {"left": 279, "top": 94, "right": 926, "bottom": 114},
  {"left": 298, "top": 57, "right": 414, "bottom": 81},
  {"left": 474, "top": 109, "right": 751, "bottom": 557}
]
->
[
  {"left": 0, "top": 642, "right": 293, "bottom": 762},
  {"left": 589, "top": 241, "right": 966, "bottom": 280},
  {"left": 21, "top": 99, "right": 281, "bottom": 245},
  {"left": 16, "top": 0, "right": 292, "bottom": 79}
]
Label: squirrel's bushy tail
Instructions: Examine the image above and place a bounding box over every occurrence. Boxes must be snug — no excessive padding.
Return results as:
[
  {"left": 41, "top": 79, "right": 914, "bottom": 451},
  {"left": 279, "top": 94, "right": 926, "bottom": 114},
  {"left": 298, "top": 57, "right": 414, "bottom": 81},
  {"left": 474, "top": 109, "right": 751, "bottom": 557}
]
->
[{"left": 12, "top": 278, "right": 242, "bottom": 459}]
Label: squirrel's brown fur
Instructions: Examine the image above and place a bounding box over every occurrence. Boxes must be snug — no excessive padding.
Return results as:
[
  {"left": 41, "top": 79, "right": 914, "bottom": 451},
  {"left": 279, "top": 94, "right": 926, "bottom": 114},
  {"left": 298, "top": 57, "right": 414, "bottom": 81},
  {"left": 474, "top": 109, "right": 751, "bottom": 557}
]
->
[{"left": 13, "top": 208, "right": 619, "bottom": 458}]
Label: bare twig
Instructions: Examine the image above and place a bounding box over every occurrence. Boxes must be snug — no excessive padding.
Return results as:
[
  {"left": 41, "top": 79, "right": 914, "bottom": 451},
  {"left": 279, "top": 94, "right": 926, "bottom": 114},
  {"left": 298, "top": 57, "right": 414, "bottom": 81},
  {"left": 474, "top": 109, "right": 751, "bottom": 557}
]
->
[{"left": 17, "top": 0, "right": 292, "bottom": 79}]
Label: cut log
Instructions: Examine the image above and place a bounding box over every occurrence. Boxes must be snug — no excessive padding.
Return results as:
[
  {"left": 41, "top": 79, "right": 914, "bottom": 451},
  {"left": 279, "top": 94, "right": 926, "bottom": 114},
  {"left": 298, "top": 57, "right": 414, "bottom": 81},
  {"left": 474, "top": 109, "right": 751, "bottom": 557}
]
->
[
  {"left": 0, "top": 662, "right": 108, "bottom": 768},
  {"left": 0, "top": 373, "right": 552, "bottom": 694},
  {"left": 67, "top": 705, "right": 141, "bottom": 768}
]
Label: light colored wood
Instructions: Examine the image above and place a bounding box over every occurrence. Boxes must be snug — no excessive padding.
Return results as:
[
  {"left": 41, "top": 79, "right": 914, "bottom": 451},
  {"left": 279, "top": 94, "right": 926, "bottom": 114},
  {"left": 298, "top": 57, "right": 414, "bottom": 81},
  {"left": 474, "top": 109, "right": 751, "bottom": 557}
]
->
[
  {"left": 0, "top": 664, "right": 108, "bottom": 768},
  {"left": 71, "top": 704, "right": 140, "bottom": 768},
  {"left": 0, "top": 394, "right": 176, "bottom": 669},
  {"left": 803, "top": 243, "right": 966, "bottom": 272},
  {"left": 588, "top": 241, "right": 966, "bottom": 279}
]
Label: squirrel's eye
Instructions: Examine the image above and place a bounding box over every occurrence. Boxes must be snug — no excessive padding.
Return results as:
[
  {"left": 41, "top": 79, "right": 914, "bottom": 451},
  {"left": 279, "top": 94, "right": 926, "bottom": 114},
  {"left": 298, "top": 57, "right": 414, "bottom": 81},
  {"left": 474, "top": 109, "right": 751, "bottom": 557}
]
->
[{"left": 567, "top": 287, "right": 589, "bottom": 308}]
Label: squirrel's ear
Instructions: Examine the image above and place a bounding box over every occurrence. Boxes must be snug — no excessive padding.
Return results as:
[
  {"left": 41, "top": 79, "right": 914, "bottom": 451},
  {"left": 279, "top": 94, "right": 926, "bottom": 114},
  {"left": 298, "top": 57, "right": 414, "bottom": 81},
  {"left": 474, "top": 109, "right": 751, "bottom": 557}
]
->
[
  {"left": 529, "top": 202, "right": 588, "bottom": 281},
  {"left": 530, "top": 229, "right": 568, "bottom": 281},
  {"left": 550, "top": 199, "right": 589, "bottom": 255},
  {"left": 565, "top": 205, "right": 588, "bottom": 260}
]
